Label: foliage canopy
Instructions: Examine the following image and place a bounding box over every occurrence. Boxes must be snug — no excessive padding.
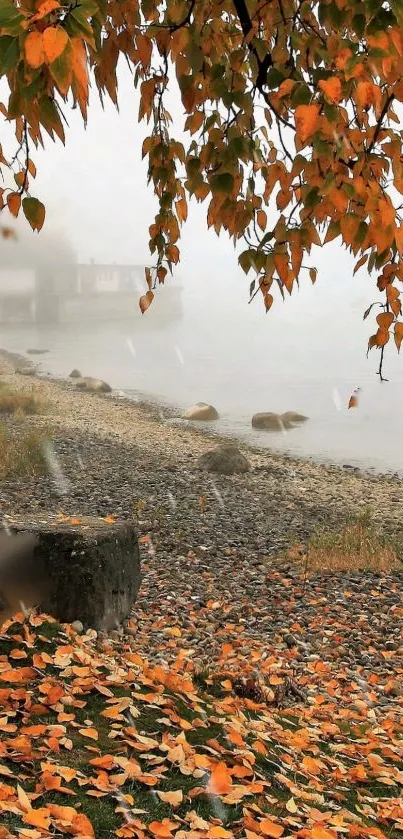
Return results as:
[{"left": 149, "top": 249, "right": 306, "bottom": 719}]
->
[{"left": 2, "top": 0, "right": 403, "bottom": 360}]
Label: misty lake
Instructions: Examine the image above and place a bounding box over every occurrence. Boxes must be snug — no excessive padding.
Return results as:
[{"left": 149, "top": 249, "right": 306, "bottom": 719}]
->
[{"left": 2, "top": 259, "right": 403, "bottom": 477}]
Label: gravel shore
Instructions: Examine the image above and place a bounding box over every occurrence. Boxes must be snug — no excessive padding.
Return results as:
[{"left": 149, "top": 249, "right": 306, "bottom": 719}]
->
[{"left": 1, "top": 351, "right": 403, "bottom": 706}]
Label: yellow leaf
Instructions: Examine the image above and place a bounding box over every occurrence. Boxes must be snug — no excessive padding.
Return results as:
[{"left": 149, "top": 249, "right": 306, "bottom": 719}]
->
[
  {"left": 17, "top": 785, "right": 31, "bottom": 813},
  {"left": 295, "top": 104, "right": 320, "bottom": 143},
  {"left": 42, "top": 26, "right": 69, "bottom": 63}
]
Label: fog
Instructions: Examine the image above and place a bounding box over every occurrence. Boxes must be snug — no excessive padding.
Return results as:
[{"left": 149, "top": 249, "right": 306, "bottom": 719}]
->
[{"left": 1, "top": 64, "right": 403, "bottom": 473}]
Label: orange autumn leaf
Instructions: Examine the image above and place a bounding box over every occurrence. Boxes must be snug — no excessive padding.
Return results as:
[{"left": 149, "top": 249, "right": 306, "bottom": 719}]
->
[
  {"left": 156, "top": 790, "right": 183, "bottom": 808},
  {"left": 31, "top": 0, "right": 60, "bottom": 22},
  {"left": 208, "top": 761, "right": 233, "bottom": 795},
  {"left": 375, "top": 326, "right": 390, "bottom": 347},
  {"left": 23, "top": 809, "right": 51, "bottom": 829},
  {"left": 260, "top": 820, "right": 284, "bottom": 838},
  {"left": 48, "top": 803, "right": 77, "bottom": 820},
  {"left": 394, "top": 321, "right": 403, "bottom": 351},
  {"left": 7, "top": 192, "right": 21, "bottom": 219},
  {"left": 311, "top": 828, "right": 337, "bottom": 839},
  {"left": 71, "top": 813, "right": 95, "bottom": 837},
  {"left": 25, "top": 31, "right": 45, "bottom": 68},
  {"left": 295, "top": 104, "right": 320, "bottom": 143},
  {"left": 318, "top": 77, "right": 342, "bottom": 103},
  {"left": 376, "top": 311, "right": 394, "bottom": 329},
  {"left": 139, "top": 290, "right": 154, "bottom": 314},
  {"left": 301, "top": 756, "right": 323, "bottom": 775},
  {"left": 0, "top": 666, "right": 35, "bottom": 683},
  {"left": 149, "top": 820, "right": 178, "bottom": 837},
  {"left": 42, "top": 26, "right": 69, "bottom": 63},
  {"left": 78, "top": 727, "right": 99, "bottom": 740}
]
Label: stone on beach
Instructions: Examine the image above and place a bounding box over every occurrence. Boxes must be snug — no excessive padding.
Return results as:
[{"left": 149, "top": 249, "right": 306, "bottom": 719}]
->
[
  {"left": 183, "top": 402, "right": 219, "bottom": 421},
  {"left": 197, "top": 444, "right": 250, "bottom": 475},
  {"left": 1, "top": 516, "right": 140, "bottom": 629},
  {"left": 76, "top": 376, "right": 112, "bottom": 393},
  {"left": 15, "top": 367, "right": 36, "bottom": 377},
  {"left": 69, "top": 369, "right": 82, "bottom": 379}
]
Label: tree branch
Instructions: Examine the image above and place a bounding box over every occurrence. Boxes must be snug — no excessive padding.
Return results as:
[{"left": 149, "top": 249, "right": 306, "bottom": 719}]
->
[
  {"left": 232, "top": 0, "right": 273, "bottom": 89},
  {"left": 368, "top": 94, "right": 394, "bottom": 153}
]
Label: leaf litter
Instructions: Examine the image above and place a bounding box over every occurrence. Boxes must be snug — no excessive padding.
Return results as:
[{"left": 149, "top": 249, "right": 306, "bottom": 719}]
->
[{"left": 0, "top": 555, "right": 402, "bottom": 839}]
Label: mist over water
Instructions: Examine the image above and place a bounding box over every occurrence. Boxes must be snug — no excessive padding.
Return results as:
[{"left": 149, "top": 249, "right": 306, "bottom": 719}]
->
[{"left": 3, "top": 237, "right": 403, "bottom": 476}]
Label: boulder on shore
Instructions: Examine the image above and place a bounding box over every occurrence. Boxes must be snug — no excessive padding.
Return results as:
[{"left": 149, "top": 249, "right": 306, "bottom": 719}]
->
[
  {"left": 252, "top": 411, "right": 308, "bottom": 431},
  {"left": 197, "top": 444, "right": 250, "bottom": 475},
  {"left": 76, "top": 376, "right": 112, "bottom": 393},
  {"left": 69, "top": 369, "right": 82, "bottom": 379},
  {"left": 15, "top": 367, "right": 36, "bottom": 377},
  {"left": 0, "top": 516, "right": 141, "bottom": 629},
  {"left": 183, "top": 402, "right": 219, "bottom": 421}
]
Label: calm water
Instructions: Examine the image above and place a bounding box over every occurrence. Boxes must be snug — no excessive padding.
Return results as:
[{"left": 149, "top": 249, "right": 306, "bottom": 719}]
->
[{"left": 3, "top": 269, "right": 403, "bottom": 476}]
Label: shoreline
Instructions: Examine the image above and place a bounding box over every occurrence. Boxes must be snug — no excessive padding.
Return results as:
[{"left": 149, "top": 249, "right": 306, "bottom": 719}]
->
[
  {"left": 0, "top": 348, "right": 402, "bottom": 540},
  {"left": 1, "top": 345, "right": 401, "bottom": 481}
]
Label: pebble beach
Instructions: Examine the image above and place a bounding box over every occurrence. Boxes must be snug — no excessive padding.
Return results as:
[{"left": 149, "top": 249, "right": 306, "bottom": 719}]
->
[{"left": 0, "top": 350, "right": 402, "bottom": 711}]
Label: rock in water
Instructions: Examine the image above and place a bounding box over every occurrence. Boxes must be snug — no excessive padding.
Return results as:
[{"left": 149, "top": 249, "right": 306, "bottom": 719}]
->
[
  {"left": 197, "top": 445, "right": 250, "bottom": 475},
  {"left": 76, "top": 376, "right": 112, "bottom": 393},
  {"left": 2, "top": 516, "right": 141, "bottom": 629},
  {"left": 252, "top": 412, "right": 287, "bottom": 431},
  {"left": 183, "top": 402, "right": 219, "bottom": 421},
  {"left": 252, "top": 411, "right": 308, "bottom": 430},
  {"left": 281, "top": 411, "right": 308, "bottom": 425},
  {"left": 26, "top": 349, "right": 49, "bottom": 355},
  {"left": 69, "top": 369, "right": 82, "bottom": 379}
]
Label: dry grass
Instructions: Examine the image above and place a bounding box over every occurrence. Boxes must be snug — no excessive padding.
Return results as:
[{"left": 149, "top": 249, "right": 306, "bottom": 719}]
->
[
  {"left": 0, "top": 382, "right": 48, "bottom": 416},
  {"left": 292, "top": 511, "right": 402, "bottom": 573},
  {"left": 0, "top": 422, "right": 49, "bottom": 480}
]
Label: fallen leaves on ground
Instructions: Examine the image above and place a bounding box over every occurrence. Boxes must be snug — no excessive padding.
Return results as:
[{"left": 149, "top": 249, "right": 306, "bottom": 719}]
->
[{"left": 0, "top": 602, "right": 402, "bottom": 839}]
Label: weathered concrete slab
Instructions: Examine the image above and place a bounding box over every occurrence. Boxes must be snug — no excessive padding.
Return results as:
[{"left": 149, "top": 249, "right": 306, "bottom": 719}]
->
[{"left": 0, "top": 516, "right": 140, "bottom": 629}]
